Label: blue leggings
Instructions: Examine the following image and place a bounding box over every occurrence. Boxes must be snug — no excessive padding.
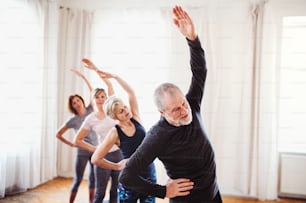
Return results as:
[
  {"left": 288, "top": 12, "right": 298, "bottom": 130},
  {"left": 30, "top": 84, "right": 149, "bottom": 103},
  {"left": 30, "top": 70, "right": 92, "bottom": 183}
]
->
[
  {"left": 71, "top": 152, "right": 95, "bottom": 192},
  {"left": 93, "top": 150, "right": 122, "bottom": 203}
]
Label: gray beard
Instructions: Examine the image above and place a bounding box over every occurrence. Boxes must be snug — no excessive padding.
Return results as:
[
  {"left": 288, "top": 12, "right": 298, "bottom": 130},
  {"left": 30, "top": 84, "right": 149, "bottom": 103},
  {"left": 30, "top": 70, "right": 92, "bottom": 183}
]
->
[{"left": 172, "top": 111, "right": 192, "bottom": 126}]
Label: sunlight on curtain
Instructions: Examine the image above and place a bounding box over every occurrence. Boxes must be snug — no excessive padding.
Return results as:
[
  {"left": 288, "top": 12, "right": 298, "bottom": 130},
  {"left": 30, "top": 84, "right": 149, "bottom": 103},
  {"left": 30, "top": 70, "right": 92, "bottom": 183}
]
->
[
  {"left": 197, "top": 0, "right": 279, "bottom": 199},
  {"left": 248, "top": 1, "right": 278, "bottom": 199},
  {"left": 0, "top": 0, "right": 43, "bottom": 196},
  {"left": 0, "top": 0, "right": 58, "bottom": 197},
  {"left": 90, "top": 7, "right": 173, "bottom": 130},
  {"left": 56, "top": 6, "right": 94, "bottom": 177},
  {"left": 198, "top": 0, "right": 258, "bottom": 197}
]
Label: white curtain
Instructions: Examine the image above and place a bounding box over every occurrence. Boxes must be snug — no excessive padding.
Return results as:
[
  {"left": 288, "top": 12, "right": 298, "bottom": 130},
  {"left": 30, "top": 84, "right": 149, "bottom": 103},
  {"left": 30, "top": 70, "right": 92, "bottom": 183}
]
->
[
  {"left": 0, "top": 0, "right": 94, "bottom": 198},
  {"left": 0, "top": 0, "right": 58, "bottom": 197},
  {"left": 248, "top": 0, "right": 278, "bottom": 199},
  {"left": 194, "top": 0, "right": 279, "bottom": 199},
  {"left": 56, "top": 6, "right": 94, "bottom": 177}
]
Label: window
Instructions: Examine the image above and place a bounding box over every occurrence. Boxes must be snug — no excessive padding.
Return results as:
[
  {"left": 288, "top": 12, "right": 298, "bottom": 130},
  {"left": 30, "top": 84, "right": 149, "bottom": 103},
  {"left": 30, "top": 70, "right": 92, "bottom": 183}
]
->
[{"left": 278, "top": 16, "right": 306, "bottom": 153}]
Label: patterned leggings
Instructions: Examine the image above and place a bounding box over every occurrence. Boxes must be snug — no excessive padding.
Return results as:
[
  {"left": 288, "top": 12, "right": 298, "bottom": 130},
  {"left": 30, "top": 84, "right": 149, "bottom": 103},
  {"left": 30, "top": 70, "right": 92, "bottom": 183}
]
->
[{"left": 119, "top": 163, "right": 156, "bottom": 203}]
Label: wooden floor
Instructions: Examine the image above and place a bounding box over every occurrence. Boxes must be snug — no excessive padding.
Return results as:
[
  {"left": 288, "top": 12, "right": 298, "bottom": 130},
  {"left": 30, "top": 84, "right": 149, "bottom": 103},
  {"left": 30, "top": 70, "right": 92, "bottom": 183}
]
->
[{"left": 0, "top": 177, "right": 305, "bottom": 203}]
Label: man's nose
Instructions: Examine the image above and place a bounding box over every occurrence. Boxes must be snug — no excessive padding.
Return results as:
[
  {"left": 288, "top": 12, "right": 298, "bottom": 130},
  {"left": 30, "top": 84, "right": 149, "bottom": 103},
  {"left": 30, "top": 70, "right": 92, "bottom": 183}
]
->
[{"left": 180, "top": 107, "right": 188, "bottom": 115}]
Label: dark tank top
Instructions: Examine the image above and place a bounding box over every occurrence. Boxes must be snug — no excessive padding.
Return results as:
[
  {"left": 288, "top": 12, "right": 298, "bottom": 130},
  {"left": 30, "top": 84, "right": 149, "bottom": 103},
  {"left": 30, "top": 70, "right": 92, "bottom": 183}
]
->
[
  {"left": 116, "top": 118, "right": 156, "bottom": 180},
  {"left": 115, "top": 118, "right": 145, "bottom": 159}
]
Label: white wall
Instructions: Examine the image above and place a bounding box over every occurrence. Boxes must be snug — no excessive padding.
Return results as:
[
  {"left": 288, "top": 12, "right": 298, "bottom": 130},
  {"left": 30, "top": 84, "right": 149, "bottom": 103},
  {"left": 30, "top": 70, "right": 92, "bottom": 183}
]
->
[{"left": 58, "top": 0, "right": 247, "bottom": 10}]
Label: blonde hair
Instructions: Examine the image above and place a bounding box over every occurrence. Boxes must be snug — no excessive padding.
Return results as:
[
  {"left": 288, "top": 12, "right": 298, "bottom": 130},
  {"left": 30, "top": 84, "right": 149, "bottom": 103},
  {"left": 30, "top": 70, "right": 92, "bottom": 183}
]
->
[
  {"left": 91, "top": 88, "right": 107, "bottom": 99},
  {"left": 103, "top": 95, "right": 123, "bottom": 119}
]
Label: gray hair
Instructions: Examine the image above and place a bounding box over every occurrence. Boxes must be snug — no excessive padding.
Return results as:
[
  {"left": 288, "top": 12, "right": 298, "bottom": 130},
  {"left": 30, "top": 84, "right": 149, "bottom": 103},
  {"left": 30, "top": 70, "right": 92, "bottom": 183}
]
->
[
  {"left": 153, "top": 82, "right": 182, "bottom": 111},
  {"left": 103, "top": 95, "right": 123, "bottom": 119}
]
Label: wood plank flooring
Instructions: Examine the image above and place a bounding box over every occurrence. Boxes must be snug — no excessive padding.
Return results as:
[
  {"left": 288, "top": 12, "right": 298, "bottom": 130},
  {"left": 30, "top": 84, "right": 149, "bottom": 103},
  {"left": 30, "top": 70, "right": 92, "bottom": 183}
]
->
[{"left": 0, "top": 177, "right": 305, "bottom": 203}]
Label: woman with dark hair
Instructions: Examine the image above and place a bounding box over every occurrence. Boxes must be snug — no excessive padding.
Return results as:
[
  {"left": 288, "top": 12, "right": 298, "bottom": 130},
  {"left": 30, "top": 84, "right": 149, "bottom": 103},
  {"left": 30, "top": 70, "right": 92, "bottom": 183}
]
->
[{"left": 55, "top": 69, "right": 98, "bottom": 203}]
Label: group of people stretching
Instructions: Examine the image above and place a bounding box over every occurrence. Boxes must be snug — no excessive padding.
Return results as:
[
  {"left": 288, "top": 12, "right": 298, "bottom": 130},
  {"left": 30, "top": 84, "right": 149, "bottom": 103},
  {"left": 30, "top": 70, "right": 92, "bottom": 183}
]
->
[{"left": 56, "top": 5, "right": 223, "bottom": 203}]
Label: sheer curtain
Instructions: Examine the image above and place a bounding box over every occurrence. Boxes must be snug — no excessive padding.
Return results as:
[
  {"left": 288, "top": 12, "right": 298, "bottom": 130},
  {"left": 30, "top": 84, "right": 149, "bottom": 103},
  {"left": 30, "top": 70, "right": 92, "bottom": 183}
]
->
[
  {"left": 0, "top": 0, "right": 58, "bottom": 197},
  {"left": 56, "top": 6, "right": 94, "bottom": 177},
  {"left": 0, "top": 0, "right": 94, "bottom": 198},
  {"left": 193, "top": 0, "right": 279, "bottom": 200}
]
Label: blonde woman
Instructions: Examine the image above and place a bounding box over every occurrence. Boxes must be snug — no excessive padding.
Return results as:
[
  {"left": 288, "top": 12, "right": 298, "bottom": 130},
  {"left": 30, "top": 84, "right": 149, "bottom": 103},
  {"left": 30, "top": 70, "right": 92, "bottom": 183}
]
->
[
  {"left": 91, "top": 70, "right": 156, "bottom": 203},
  {"left": 74, "top": 59, "right": 122, "bottom": 203}
]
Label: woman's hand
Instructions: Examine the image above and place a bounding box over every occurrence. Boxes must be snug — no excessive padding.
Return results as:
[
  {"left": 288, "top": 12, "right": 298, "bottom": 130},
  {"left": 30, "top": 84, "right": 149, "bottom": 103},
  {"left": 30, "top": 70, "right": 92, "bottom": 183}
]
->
[
  {"left": 96, "top": 70, "right": 117, "bottom": 79},
  {"left": 117, "top": 158, "right": 129, "bottom": 170},
  {"left": 82, "top": 58, "right": 98, "bottom": 71}
]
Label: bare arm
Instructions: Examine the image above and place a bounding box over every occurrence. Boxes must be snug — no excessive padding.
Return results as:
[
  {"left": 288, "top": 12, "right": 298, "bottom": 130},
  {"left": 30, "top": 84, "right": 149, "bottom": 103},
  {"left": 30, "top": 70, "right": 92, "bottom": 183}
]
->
[
  {"left": 100, "top": 76, "right": 115, "bottom": 97},
  {"left": 56, "top": 124, "right": 75, "bottom": 147},
  {"left": 70, "top": 69, "right": 93, "bottom": 92},
  {"left": 82, "top": 58, "right": 115, "bottom": 96},
  {"left": 91, "top": 128, "right": 127, "bottom": 170},
  {"left": 73, "top": 128, "right": 96, "bottom": 152},
  {"left": 70, "top": 69, "right": 93, "bottom": 106},
  {"left": 97, "top": 71, "right": 141, "bottom": 122}
]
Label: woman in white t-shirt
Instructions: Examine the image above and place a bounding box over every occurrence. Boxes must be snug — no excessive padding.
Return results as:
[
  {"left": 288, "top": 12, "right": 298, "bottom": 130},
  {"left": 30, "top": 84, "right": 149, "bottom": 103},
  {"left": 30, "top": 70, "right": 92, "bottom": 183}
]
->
[{"left": 74, "top": 59, "right": 122, "bottom": 203}]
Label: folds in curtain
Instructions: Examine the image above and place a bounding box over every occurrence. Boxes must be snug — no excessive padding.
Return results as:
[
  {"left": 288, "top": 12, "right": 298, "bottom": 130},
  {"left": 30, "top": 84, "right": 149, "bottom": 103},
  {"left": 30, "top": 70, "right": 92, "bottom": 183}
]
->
[
  {"left": 199, "top": 0, "right": 278, "bottom": 200},
  {"left": 56, "top": 6, "right": 94, "bottom": 177},
  {"left": 0, "top": 0, "right": 58, "bottom": 197},
  {"left": 248, "top": 0, "right": 278, "bottom": 199}
]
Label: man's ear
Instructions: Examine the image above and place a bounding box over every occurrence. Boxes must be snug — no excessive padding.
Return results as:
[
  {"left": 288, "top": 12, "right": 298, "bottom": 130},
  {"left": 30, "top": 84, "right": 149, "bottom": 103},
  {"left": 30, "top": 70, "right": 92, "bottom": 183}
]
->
[{"left": 159, "top": 110, "right": 165, "bottom": 117}]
